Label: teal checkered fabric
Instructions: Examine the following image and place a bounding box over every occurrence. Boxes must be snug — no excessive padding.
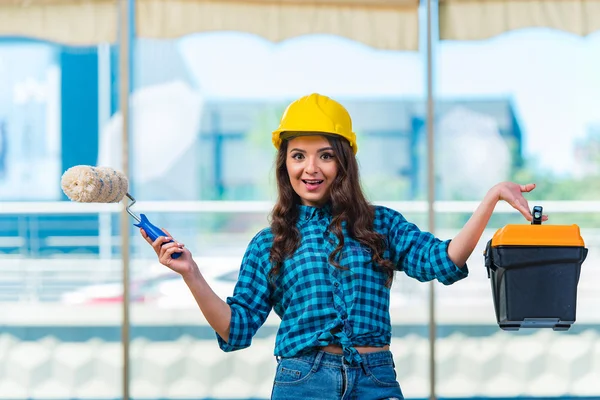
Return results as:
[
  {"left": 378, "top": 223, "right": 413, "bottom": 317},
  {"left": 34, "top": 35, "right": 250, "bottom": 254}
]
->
[{"left": 217, "top": 204, "right": 468, "bottom": 363}]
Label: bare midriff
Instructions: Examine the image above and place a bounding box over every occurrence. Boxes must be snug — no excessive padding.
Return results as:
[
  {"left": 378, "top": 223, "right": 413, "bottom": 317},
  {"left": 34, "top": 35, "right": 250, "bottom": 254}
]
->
[{"left": 321, "top": 344, "right": 390, "bottom": 354}]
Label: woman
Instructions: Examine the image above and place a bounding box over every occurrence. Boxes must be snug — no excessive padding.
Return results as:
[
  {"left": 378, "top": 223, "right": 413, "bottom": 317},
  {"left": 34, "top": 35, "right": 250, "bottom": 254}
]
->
[{"left": 141, "top": 93, "right": 544, "bottom": 400}]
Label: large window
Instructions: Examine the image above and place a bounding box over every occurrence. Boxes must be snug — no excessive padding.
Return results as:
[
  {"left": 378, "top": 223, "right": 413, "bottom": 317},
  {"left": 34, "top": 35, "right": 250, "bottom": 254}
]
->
[
  {"left": 435, "top": 29, "right": 600, "bottom": 398},
  {"left": 1, "top": 4, "right": 598, "bottom": 400},
  {"left": 127, "top": 32, "right": 431, "bottom": 398},
  {"left": 0, "top": 39, "right": 125, "bottom": 398}
]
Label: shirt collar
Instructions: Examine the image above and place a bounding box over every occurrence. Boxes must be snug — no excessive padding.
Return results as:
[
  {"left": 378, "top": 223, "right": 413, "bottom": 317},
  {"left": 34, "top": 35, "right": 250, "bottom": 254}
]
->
[{"left": 297, "top": 203, "right": 332, "bottom": 222}]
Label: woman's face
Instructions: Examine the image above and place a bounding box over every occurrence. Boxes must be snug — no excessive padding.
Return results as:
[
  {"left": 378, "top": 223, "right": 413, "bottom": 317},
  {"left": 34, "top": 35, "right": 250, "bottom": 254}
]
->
[{"left": 285, "top": 135, "right": 338, "bottom": 207}]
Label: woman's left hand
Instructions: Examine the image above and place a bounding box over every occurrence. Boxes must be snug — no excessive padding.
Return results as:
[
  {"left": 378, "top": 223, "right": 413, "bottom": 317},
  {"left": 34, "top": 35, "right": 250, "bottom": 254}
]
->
[{"left": 494, "top": 182, "right": 548, "bottom": 222}]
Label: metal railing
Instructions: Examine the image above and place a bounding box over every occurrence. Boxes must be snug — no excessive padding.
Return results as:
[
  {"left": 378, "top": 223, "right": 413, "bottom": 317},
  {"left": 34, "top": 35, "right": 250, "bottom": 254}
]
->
[{"left": 0, "top": 200, "right": 597, "bottom": 306}]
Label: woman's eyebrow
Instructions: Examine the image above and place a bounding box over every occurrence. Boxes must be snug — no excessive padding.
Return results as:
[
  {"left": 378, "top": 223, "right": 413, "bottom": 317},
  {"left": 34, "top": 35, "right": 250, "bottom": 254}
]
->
[{"left": 289, "top": 147, "right": 333, "bottom": 153}]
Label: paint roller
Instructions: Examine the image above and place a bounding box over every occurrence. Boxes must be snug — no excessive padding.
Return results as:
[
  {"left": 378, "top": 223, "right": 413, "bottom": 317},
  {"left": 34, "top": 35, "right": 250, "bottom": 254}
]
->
[{"left": 60, "top": 165, "right": 181, "bottom": 259}]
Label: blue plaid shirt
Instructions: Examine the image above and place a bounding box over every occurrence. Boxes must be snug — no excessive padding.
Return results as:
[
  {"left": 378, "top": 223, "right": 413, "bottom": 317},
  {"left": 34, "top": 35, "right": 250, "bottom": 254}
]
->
[{"left": 217, "top": 204, "right": 468, "bottom": 363}]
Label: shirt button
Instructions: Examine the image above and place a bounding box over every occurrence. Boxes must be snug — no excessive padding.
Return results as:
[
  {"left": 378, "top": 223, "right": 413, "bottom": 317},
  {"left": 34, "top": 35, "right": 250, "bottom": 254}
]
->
[{"left": 334, "top": 282, "right": 339, "bottom": 287}]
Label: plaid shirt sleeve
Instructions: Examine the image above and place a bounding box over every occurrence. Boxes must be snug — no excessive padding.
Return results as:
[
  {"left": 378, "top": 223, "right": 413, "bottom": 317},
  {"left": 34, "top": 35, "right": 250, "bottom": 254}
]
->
[
  {"left": 384, "top": 208, "right": 468, "bottom": 285},
  {"left": 216, "top": 229, "right": 273, "bottom": 352}
]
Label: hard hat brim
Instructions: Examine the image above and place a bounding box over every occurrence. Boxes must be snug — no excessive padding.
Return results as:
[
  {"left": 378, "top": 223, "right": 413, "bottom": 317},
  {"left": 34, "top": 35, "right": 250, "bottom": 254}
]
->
[{"left": 272, "top": 130, "right": 358, "bottom": 155}]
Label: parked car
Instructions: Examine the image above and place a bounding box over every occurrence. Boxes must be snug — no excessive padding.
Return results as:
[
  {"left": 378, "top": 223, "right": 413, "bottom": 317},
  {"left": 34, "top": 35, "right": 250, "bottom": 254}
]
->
[{"left": 61, "top": 257, "right": 241, "bottom": 307}]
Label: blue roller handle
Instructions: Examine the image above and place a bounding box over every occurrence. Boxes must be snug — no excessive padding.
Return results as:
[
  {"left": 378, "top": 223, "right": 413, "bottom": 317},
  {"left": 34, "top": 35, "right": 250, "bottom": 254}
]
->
[{"left": 134, "top": 214, "right": 182, "bottom": 259}]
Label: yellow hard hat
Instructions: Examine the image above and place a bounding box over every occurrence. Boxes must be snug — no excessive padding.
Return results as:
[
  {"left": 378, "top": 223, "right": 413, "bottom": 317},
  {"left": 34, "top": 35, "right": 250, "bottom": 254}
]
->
[{"left": 272, "top": 93, "right": 358, "bottom": 154}]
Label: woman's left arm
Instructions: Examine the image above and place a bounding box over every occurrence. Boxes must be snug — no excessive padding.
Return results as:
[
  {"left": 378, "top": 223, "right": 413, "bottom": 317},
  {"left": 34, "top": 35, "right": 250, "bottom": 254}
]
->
[{"left": 447, "top": 182, "right": 547, "bottom": 267}]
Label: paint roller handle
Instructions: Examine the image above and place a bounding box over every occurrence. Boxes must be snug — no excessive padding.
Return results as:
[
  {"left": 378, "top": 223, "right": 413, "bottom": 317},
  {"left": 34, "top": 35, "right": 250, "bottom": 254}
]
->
[{"left": 134, "top": 214, "right": 182, "bottom": 259}]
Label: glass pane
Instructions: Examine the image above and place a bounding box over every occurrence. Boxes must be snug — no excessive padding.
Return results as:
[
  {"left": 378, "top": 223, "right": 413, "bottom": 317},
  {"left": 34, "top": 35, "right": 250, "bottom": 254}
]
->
[
  {"left": 129, "top": 31, "right": 429, "bottom": 398},
  {"left": 436, "top": 29, "right": 600, "bottom": 398},
  {"left": 0, "top": 38, "right": 124, "bottom": 398}
]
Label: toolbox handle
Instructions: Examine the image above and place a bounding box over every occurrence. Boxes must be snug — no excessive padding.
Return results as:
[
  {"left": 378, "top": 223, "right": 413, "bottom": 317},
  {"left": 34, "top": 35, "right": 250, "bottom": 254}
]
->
[{"left": 531, "top": 205, "right": 543, "bottom": 225}]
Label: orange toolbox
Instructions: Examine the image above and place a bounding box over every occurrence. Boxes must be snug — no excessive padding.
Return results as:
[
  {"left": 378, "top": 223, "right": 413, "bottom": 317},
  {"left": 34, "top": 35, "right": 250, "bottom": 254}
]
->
[{"left": 484, "top": 206, "right": 588, "bottom": 331}]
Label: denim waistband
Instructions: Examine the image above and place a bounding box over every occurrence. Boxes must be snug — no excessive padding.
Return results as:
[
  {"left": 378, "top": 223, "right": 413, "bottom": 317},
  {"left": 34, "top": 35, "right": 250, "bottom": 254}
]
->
[{"left": 280, "top": 349, "right": 394, "bottom": 368}]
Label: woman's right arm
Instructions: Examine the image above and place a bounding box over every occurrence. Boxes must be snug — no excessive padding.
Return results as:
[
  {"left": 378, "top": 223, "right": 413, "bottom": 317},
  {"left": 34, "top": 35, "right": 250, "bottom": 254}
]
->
[
  {"left": 141, "top": 229, "right": 232, "bottom": 342},
  {"left": 180, "top": 262, "right": 232, "bottom": 341},
  {"left": 142, "top": 228, "right": 274, "bottom": 350}
]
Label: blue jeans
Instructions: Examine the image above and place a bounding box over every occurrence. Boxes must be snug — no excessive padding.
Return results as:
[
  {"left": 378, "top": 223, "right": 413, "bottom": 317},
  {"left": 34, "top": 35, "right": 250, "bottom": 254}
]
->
[{"left": 270, "top": 350, "right": 404, "bottom": 400}]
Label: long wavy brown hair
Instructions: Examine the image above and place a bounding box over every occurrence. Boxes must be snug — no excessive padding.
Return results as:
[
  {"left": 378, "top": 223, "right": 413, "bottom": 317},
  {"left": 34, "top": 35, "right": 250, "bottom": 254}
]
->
[{"left": 268, "top": 134, "right": 395, "bottom": 287}]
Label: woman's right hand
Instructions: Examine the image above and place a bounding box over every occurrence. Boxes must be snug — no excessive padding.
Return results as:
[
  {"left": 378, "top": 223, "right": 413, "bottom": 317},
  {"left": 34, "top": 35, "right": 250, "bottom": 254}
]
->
[{"left": 140, "top": 228, "right": 197, "bottom": 278}]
